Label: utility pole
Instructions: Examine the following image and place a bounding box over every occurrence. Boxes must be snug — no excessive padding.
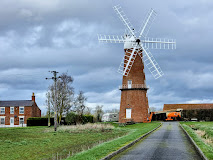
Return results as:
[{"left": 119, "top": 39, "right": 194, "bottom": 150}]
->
[
  {"left": 46, "top": 71, "right": 61, "bottom": 131},
  {"left": 47, "top": 92, "right": 51, "bottom": 127}
]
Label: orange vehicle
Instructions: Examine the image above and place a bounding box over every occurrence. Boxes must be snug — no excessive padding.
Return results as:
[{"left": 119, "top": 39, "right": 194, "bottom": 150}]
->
[
  {"left": 165, "top": 112, "right": 181, "bottom": 121},
  {"left": 143, "top": 112, "right": 154, "bottom": 123}
]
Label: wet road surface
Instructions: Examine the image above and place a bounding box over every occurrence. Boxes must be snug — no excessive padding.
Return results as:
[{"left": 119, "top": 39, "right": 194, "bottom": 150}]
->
[{"left": 114, "top": 122, "right": 201, "bottom": 160}]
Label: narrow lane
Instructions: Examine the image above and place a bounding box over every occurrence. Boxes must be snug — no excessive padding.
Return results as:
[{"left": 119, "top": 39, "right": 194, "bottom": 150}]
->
[{"left": 114, "top": 122, "right": 201, "bottom": 160}]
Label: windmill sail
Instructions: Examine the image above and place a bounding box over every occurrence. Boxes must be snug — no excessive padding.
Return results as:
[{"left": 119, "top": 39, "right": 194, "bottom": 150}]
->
[
  {"left": 121, "top": 46, "right": 137, "bottom": 76},
  {"left": 98, "top": 5, "right": 176, "bottom": 79},
  {"left": 139, "top": 9, "right": 157, "bottom": 38},
  {"left": 138, "top": 45, "right": 164, "bottom": 79},
  {"left": 113, "top": 5, "right": 136, "bottom": 38}
]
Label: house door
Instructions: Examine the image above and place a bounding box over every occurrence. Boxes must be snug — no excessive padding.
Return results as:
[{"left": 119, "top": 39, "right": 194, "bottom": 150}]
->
[
  {"left": 126, "top": 108, "right": 132, "bottom": 119},
  {"left": 10, "top": 117, "right": 14, "bottom": 126},
  {"left": 128, "top": 80, "right": 132, "bottom": 88}
]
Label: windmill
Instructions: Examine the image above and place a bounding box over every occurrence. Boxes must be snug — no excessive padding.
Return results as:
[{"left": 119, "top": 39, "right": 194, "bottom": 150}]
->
[{"left": 98, "top": 5, "right": 176, "bottom": 123}]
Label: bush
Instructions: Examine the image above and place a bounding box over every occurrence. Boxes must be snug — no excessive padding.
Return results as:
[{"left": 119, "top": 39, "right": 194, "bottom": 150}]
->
[
  {"left": 182, "top": 109, "right": 213, "bottom": 121},
  {"left": 82, "top": 115, "right": 94, "bottom": 123},
  {"left": 65, "top": 113, "right": 94, "bottom": 125},
  {"left": 65, "top": 112, "right": 77, "bottom": 125}
]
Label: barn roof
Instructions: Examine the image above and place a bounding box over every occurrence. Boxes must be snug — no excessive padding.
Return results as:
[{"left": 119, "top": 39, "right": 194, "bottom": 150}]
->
[
  {"left": 0, "top": 100, "right": 34, "bottom": 107},
  {"left": 163, "top": 103, "right": 213, "bottom": 111}
]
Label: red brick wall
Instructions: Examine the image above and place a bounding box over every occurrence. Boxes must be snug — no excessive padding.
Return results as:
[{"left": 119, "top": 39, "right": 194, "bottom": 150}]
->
[
  {"left": 32, "top": 102, "right": 41, "bottom": 117},
  {"left": 1, "top": 106, "right": 32, "bottom": 125},
  {"left": 119, "top": 49, "right": 149, "bottom": 123},
  {"left": 164, "top": 104, "right": 213, "bottom": 111}
]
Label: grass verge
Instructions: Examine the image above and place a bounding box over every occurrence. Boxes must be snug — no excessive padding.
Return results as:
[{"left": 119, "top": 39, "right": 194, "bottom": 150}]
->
[
  {"left": 67, "top": 122, "right": 160, "bottom": 160},
  {"left": 180, "top": 122, "right": 213, "bottom": 160},
  {"left": 0, "top": 124, "right": 128, "bottom": 160}
]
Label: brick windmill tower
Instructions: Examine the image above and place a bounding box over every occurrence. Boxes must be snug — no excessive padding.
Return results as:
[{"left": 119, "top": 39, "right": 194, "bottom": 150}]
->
[{"left": 98, "top": 5, "right": 176, "bottom": 123}]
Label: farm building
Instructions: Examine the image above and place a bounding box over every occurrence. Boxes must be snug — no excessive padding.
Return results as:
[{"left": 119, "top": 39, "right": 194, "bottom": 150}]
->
[
  {"left": 163, "top": 104, "right": 213, "bottom": 111},
  {"left": 102, "top": 113, "right": 119, "bottom": 122},
  {"left": 0, "top": 93, "right": 41, "bottom": 127},
  {"left": 152, "top": 103, "right": 213, "bottom": 121}
]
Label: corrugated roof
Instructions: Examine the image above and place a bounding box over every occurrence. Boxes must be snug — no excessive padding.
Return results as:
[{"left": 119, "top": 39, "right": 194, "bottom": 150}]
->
[{"left": 0, "top": 100, "right": 34, "bottom": 107}]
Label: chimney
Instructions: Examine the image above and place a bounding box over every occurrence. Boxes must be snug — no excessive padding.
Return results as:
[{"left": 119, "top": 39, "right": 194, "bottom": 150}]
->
[{"left": 32, "top": 92, "right": 35, "bottom": 102}]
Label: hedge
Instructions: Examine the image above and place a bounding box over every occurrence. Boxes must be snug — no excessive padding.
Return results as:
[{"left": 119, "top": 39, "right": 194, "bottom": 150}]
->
[
  {"left": 182, "top": 109, "right": 213, "bottom": 121},
  {"left": 27, "top": 115, "right": 94, "bottom": 126}
]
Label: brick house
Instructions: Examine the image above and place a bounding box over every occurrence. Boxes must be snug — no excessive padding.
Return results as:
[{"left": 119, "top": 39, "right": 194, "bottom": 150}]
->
[{"left": 0, "top": 93, "right": 41, "bottom": 127}]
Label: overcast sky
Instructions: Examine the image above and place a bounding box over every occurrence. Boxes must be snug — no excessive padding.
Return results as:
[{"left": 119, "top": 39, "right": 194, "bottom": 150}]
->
[{"left": 0, "top": 0, "right": 213, "bottom": 114}]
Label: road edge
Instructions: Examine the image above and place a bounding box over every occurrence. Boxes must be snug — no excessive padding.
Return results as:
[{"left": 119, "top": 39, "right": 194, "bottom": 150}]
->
[
  {"left": 101, "top": 123, "right": 162, "bottom": 160},
  {"left": 179, "top": 123, "right": 208, "bottom": 160}
]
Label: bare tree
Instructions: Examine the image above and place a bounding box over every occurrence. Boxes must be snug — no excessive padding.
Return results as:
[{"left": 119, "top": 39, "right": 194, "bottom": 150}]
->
[
  {"left": 74, "top": 91, "right": 87, "bottom": 123},
  {"left": 83, "top": 106, "right": 92, "bottom": 115},
  {"left": 94, "top": 105, "right": 104, "bottom": 122},
  {"left": 149, "top": 107, "right": 156, "bottom": 112},
  {"left": 46, "top": 72, "right": 74, "bottom": 124}
]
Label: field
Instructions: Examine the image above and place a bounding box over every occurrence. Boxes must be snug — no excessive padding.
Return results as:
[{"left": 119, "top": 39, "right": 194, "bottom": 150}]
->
[
  {"left": 180, "top": 122, "right": 213, "bottom": 160},
  {"left": 0, "top": 122, "right": 160, "bottom": 160}
]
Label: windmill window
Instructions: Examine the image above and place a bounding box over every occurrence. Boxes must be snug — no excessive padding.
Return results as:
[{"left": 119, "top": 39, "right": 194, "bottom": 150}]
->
[{"left": 128, "top": 80, "right": 132, "bottom": 88}]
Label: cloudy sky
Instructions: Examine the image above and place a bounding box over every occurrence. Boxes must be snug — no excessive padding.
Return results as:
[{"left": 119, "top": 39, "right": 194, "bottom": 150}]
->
[{"left": 0, "top": 0, "right": 213, "bottom": 114}]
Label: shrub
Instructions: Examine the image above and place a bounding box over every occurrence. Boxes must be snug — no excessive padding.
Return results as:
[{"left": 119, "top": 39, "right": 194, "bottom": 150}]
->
[
  {"left": 65, "top": 112, "right": 77, "bottom": 125},
  {"left": 82, "top": 115, "right": 94, "bottom": 123}
]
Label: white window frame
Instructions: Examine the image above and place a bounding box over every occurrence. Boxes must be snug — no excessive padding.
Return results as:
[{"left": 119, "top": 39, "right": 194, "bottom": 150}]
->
[
  {"left": 0, "top": 116, "right": 5, "bottom": 125},
  {"left": 0, "top": 107, "right": 5, "bottom": 114},
  {"left": 10, "top": 107, "right": 14, "bottom": 114},
  {"left": 19, "top": 116, "right": 24, "bottom": 125},
  {"left": 19, "top": 107, "right": 24, "bottom": 114}
]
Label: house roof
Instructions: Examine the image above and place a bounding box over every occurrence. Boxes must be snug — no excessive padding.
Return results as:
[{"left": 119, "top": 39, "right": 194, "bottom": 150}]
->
[{"left": 0, "top": 100, "right": 34, "bottom": 107}]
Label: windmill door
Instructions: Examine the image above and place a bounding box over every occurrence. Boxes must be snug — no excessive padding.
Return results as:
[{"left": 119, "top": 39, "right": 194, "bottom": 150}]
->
[
  {"left": 126, "top": 108, "right": 132, "bottom": 118},
  {"left": 128, "top": 80, "right": 132, "bottom": 88}
]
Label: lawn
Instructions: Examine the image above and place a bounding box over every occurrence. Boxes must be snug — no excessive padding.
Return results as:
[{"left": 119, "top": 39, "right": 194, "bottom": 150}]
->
[
  {"left": 0, "top": 125, "right": 127, "bottom": 160},
  {"left": 180, "top": 122, "right": 213, "bottom": 160},
  {"left": 0, "top": 122, "right": 160, "bottom": 160}
]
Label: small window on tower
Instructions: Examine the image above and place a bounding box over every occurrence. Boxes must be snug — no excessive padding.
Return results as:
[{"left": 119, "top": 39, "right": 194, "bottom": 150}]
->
[{"left": 127, "top": 80, "right": 132, "bottom": 88}]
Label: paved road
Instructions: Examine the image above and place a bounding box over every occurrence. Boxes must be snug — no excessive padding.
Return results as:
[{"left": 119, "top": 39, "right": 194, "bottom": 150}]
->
[{"left": 114, "top": 122, "right": 201, "bottom": 160}]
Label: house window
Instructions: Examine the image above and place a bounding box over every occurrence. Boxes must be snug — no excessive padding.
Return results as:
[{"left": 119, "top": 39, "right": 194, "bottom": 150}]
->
[
  {"left": 0, "top": 117, "right": 5, "bottom": 125},
  {"left": 19, "top": 107, "right": 24, "bottom": 114},
  {"left": 0, "top": 107, "right": 5, "bottom": 114},
  {"left": 10, "top": 107, "right": 14, "bottom": 114},
  {"left": 19, "top": 117, "right": 24, "bottom": 125}
]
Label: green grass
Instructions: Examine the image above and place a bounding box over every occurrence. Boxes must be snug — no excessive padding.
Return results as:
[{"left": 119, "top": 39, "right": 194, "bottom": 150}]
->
[
  {"left": 67, "top": 122, "right": 161, "bottom": 160},
  {"left": 180, "top": 122, "right": 213, "bottom": 160},
  {"left": 0, "top": 125, "right": 128, "bottom": 160}
]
